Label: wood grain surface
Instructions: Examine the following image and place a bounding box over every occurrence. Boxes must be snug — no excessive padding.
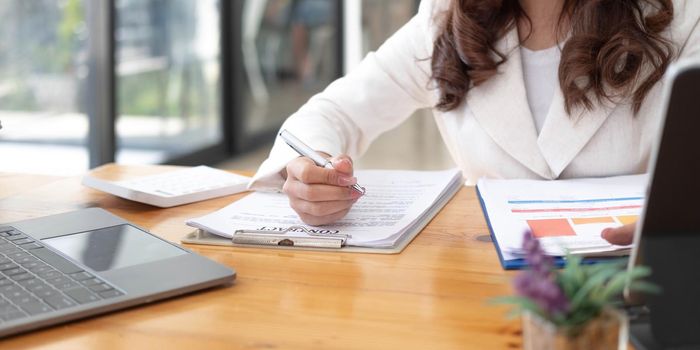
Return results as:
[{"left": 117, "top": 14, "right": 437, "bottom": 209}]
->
[{"left": 0, "top": 164, "right": 523, "bottom": 350}]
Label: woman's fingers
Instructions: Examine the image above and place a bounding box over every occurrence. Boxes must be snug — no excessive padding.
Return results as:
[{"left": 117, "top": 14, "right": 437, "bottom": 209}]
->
[
  {"left": 296, "top": 207, "right": 353, "bottom": 227},
  {"left": 286, "top": 157, "right": 357, "bottom": 186},
  {"left": 283, "top": 180, "right": 359, "bottom": 201},
  {"left": 602, "top": 223, "right": 636, "bottom": 245},
  {"left": 283, "top": 154, "right": 360, "bottom": 226},
  {"left": 289, "top": 197, "right": 357, "bottom": 221},
  {"left": 330, "top": 155, "right": 354, "bottom": 176}
]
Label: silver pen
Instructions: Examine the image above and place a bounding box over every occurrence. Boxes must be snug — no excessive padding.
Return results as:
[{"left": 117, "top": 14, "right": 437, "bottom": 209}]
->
[{"left": 279, "top": 129, "right": 366, "bottom": 195}]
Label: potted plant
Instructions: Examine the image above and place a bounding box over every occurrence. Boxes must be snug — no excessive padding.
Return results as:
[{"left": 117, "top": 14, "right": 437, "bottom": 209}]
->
[{"left": 496, "top": 232, "right": 658, "bottom": 350}]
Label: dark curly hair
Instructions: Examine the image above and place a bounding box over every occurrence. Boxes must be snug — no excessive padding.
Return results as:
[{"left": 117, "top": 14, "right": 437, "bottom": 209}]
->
[{"left": 431, "top": 0, "right": 674, "bottom": 114}]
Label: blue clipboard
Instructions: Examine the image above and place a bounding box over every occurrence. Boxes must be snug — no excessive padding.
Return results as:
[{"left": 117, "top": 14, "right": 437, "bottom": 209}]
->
[{"left": 475, "top": 185, "right": 626, "bottom": 270}]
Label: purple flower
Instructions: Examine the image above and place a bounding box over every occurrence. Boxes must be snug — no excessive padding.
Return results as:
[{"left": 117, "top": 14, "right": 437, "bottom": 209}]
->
[
  {"left": 521, "top": 231, "right": 554, "bottom": 275},
  {"left": 514, "top": 272, "right": 569, "bottom": 315},
  {"left": 513, "top": 231, "right": 569, "bottom": 316}
]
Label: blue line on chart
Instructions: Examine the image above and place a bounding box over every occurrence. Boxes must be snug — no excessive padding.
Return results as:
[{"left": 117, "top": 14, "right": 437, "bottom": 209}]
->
[{"left": 508, "top": 197, "right": 644, "bottom": 205}]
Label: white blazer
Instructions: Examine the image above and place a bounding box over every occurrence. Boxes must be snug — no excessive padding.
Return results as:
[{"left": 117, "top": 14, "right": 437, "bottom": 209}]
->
[{"left": 250, "top": 0, "right": 700, "bottom": 190}]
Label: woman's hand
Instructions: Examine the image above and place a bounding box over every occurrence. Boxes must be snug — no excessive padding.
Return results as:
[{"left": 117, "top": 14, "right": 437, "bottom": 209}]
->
[
  {"left": 283, "top": 154, "right": 362, "bottom": 226},
  {"left": 601, "top": 223, "right": 636, "bottom": 245}
]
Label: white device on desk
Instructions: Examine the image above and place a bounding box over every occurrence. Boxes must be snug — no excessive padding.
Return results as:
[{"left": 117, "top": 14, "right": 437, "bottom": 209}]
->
[{"left": 82, "top": 166, "right": 250, "bottom": 207}]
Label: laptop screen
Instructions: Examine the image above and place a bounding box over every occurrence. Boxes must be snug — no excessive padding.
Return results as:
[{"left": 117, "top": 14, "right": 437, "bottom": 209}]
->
[{"left": 630, "top": 64, "right": 700, "bottom": 347}]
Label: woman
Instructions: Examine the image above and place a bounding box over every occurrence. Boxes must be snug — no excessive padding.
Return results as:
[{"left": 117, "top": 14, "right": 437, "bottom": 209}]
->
[{"left": 249, "top": 0, "right": 700, "bottom": 244}]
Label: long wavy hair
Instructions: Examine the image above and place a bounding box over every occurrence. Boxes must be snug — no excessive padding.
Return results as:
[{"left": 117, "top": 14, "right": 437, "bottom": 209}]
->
[{"left": 431, "top": 0, "right": 674, "bottom": 114}]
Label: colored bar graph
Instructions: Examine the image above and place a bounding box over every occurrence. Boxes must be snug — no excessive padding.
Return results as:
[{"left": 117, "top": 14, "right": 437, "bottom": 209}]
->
[
  {"left": 571, "top": 217, "right": 615, "bottom": 225},
  {"left": 616, "top": 215, "right": 639, "bottom": 225},
  {"left": 527, "top": 219, "right": 576, "bottom": 238}
]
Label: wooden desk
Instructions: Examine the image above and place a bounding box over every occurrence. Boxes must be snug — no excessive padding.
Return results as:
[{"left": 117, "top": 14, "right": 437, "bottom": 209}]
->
[{"left": 0, "top": 164, "right": 520, "bottom": 349}]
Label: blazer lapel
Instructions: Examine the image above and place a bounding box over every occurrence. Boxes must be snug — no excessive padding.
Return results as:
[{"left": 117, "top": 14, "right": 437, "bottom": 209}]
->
[
  {"left": 466, "top": 29, "right": 553, "bottom": 179},
  {"left": 537, "top": 83, "right": 618, "bottom": 178}
]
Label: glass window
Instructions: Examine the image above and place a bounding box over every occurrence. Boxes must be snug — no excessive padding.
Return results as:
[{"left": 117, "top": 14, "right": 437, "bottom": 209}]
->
[
  {"left": 354, "top": 0, "right": 452, "bottom": 170},
  {"left": 0, "top": 0, "right": 90, "bottom": 175},
  {"left": 362, "top": 0, "right": 416, "bottom": 54},
  {"left": 239, "top": 0, "right": 341, "bottom": 139},
  {"left": 115, "top": 0, "right": 222, "bottom": 164}
]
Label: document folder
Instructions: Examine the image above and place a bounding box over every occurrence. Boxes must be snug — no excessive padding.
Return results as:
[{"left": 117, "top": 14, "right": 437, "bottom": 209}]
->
[
  {"left": 182, "top": 169, "right": 464, "bottom": 254},
  {"left": 181, "top": 182, "right": 459, "bottom": 253},
  {"left": 477, "top": 187, "right": 622, "bottom": 270},
  {"left": 182, "top": 222, "right": 425, "bottom": 254}
]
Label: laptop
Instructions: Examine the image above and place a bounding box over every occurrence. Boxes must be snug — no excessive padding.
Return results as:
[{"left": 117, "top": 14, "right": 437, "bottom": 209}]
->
[
  {"left": 627, "top": 61, "right": 700, "bottom": 349},
  {"left": 0, "top": 207, "right": 235, "bottom": 337}
]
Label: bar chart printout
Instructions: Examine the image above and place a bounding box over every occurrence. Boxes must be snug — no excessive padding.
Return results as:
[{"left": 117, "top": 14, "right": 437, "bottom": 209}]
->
[
  {"left": 477, "top": 175, "right": 647, "bottom": 258},
  {"left": 511, "top": 196, "right": 642, "bottom": 254}
]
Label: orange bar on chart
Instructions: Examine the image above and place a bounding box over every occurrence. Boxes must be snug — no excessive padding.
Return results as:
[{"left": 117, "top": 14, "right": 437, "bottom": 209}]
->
[
  {"left": 527, "top": 219, "right": 576, "bottom": 238},
  {"left": 616, "top": 215, "right": 639, "bottom": 225},
  {"left": 571, "top": 217, "right": 615, "bottom": 225}
]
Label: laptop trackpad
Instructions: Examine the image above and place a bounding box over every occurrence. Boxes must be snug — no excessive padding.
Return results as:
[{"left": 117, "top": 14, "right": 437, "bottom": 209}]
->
[{"left": 42, "top": 224, "right": 186, "bottom": 272}]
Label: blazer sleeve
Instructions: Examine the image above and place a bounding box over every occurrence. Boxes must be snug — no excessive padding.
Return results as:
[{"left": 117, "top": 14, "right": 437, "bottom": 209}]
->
[
  {"left": 248, "top": 0, "right": 439, "bottom": 191},
  {"left": 674, "top": 0, "right": 700, "bottom": 60}
]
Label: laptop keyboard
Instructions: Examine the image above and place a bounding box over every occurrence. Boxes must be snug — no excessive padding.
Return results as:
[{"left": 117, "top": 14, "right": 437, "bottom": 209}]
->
[{"left": 0, "top": 227, "right": 123, "bottom": 323}]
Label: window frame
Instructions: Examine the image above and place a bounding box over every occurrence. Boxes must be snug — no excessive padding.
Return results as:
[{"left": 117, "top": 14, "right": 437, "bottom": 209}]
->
[{"left": 85, "top": 0, "right": 346, "bottom": 169}]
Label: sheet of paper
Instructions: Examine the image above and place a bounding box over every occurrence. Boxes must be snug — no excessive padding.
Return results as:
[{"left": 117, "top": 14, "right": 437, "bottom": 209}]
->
[
  {"left": 477, "top": 175, "right": 647, "bottom": 258},
  {"left": 186, "top": 169, "right": 461, "bottom": 247}
]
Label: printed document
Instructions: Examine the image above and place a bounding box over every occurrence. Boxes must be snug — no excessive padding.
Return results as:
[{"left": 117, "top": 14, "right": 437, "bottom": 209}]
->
[
  {"left": 477, "top": 175, "right": 647, "bottom": 259},
  {"left": 187, "top": 169, "right": 463, "bottom": 248}
]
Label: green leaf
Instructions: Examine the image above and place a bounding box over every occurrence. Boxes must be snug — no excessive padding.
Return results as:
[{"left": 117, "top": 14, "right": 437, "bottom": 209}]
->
[
  {"left": 565, "top": 254, "right": 583, "bottom": 268},
  {"left": 600, "top": 267, "right": 652, "bottom": 301},
  {"left": 599, "top": 276, "right": 631, "bottom": 301},
  {"left": 628, "top": 280, "right": 662, "bottom": 295},
  {"left": 558, "top": 274, "right": 576, "bottom": 299},
  {"left": 559, "top": 254, "right": 583, "bottom": 297},
  {"left": 628, "top": 265, "right": 652, "bottom": 278},
  {"left": 571, "top": 256, "right": 586, "bottom": 285},
  {"left": 565, "top": 307, "right": 602, "bottom": 328},
  {"left": 570, "top": 264, "right": 620, "bottom": 309}
]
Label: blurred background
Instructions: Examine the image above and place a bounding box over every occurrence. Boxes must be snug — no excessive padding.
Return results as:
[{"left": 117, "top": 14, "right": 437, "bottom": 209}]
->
[{"left": 0, "top": 0, "right": 451, "bottom": 176}]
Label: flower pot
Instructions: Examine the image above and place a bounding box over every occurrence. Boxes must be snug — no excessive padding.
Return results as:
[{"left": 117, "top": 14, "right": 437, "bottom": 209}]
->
[{"left": 522, "top": 308, "right": 629, "bottom": 350}]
